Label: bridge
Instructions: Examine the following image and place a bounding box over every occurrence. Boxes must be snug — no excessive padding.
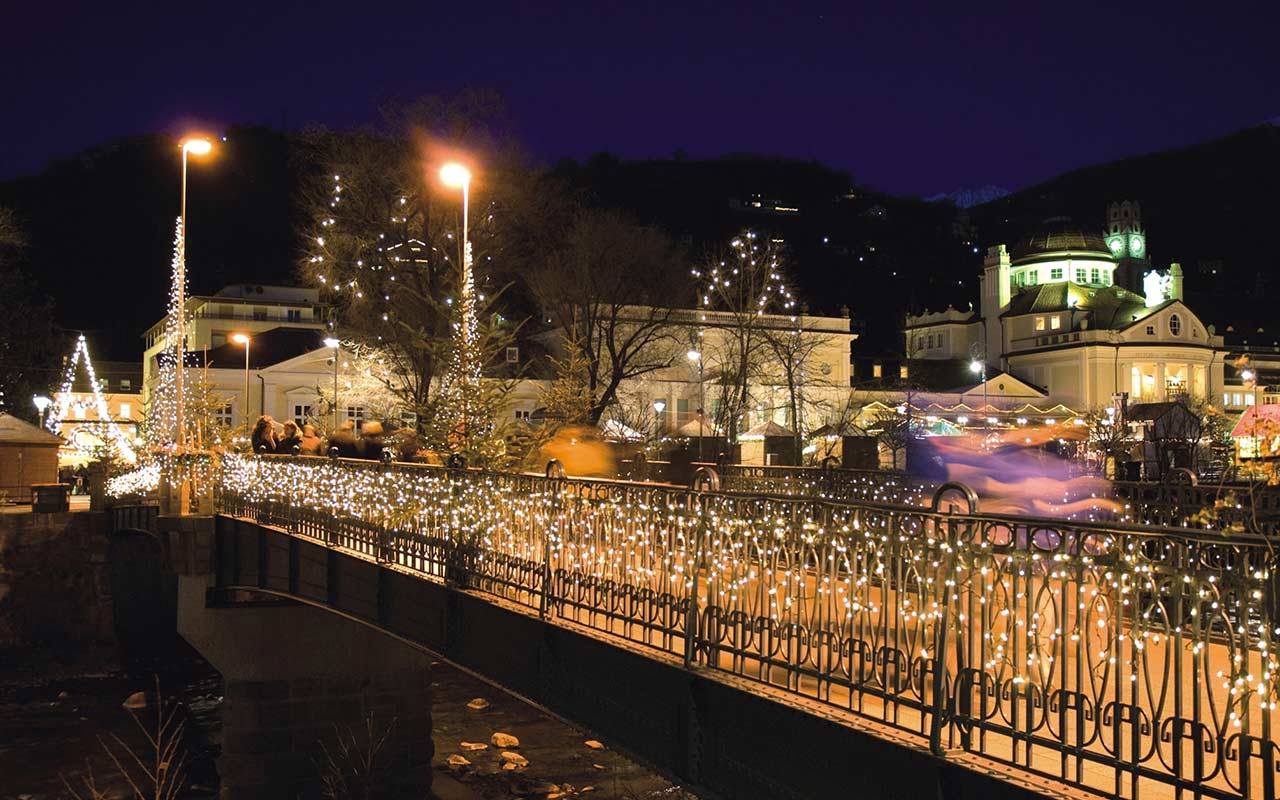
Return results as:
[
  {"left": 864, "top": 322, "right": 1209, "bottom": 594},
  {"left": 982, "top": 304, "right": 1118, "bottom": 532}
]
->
[{"left": 129, "top": 455, "right": 1279, "bottom": 799}]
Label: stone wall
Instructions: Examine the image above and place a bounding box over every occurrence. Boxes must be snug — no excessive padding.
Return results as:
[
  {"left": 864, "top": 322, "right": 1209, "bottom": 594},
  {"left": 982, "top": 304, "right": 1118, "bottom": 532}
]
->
[{"left": 0, "top": 511, "right": 113, "bottom": 653}]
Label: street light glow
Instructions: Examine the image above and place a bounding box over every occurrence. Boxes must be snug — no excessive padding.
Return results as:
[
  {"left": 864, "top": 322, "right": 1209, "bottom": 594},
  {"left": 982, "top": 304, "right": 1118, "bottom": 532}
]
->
[
  {"left": 686, "top": 350, "right": 701, "bottom": 362},
  {"left": 182, "top": 137, "right": 213, "bottom": 156},
  {"left": 231, "top": 333, "right": 250, "bottom": 345},
  {"left": 323, "top": 337, "right": 341, "bottom": 349},
  {"left": 653, "top": 400, "right": 666, "bottom": 413},
  {"left": 969, "top": 359, "right": 983, "bottom": 374},
  {"left": 1241, "top": 369, "right": 1256, "bottom": 383},
  {"left": 439, "top": 162, "right": 471, "bottom": 188},
  {"left": 32, "top": 395, "right": 52, "bottom": 413}
]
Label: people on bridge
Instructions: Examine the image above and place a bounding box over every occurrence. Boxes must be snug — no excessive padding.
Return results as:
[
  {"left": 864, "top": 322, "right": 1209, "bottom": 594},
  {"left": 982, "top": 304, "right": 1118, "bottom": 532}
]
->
[
  {"left": 327, "top": 420, "right": 360, "bottom": 459},
  {"left": 357, "top": 420, "right": 387, "bottom": 460},
  {"left": 298, "top": 424, "right": 325, "bottom": 456},
  {"left": 250, "top": 416, "right": 276, "bottom": 454},
  {"left": 275, "top": 420, "right": 302, "bottom": 455}
]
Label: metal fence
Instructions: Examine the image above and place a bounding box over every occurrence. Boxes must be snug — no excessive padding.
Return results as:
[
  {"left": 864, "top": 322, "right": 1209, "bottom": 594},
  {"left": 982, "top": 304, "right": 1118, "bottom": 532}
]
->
[{"left": 217, "top": 455, "right": 1279, "bottom": 800}]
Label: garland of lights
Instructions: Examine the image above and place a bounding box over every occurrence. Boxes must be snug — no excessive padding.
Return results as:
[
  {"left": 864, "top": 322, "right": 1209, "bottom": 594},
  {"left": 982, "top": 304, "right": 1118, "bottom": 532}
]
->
[
  {"left": 147, "top": 217, "right": 191, "bottom": 450},
  {"left": 47, "top": 334, "right": 136, "bottom": 463},
  {"left": 217, "top": 454, "right": 1279, "bottom": 763}
]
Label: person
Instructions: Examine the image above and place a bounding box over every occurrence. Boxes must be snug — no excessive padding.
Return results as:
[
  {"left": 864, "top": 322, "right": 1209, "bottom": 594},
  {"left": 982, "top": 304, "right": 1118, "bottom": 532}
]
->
[
  {"left": 327, "top": 419, "right": 360, "bottom": 458},
  {"left": 250, "top": 416, "right": 276, "bottom": 454},
  {"left": 357, "top": 420, "right": 386, "bottom": 460},
  {"left": 299, "top": 424, "right": 325, "bottom": 456},
  {"left": 275, "top": 420, "right": 302, "bottom": 454}
]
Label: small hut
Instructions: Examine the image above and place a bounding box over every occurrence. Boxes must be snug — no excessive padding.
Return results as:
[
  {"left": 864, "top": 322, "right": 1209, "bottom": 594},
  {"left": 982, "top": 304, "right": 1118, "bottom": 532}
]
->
[
  {"left": 740, "top": 420, "right": 798, "bottom": 466},
  {"left": 1126, "top": 402, "right": 1202, "bottom": 479},
  {"left": 809, "top": 423, "right": 876, "bottom": 468},
  {"left": 0, "top": 413, "right": 64, "bottom": 504}
]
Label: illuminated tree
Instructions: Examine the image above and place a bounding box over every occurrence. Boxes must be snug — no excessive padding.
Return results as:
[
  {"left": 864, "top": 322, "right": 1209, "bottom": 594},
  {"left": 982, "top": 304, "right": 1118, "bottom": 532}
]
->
[
  {"left": 695, "top": 231, "right": 798, "bottom": 442},
  {"left": 297, "top": 93, "right": 524, "bottom": 459}
]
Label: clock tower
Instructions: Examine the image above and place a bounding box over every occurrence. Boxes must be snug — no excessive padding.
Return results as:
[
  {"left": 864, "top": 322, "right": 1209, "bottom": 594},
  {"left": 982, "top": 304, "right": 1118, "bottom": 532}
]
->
[{"left": 1106, "top": 200, "right": 1149, "bottom": 291}]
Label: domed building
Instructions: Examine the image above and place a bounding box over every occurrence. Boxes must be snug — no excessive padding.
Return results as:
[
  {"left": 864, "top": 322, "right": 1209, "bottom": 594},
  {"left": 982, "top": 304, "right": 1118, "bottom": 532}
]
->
[{"left": 905, "top": 203, "right": 1223, "bottom": 411}]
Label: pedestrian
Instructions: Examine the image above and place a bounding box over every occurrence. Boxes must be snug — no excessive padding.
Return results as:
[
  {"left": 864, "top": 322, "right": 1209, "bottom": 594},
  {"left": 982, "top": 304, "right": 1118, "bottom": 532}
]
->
[
  {"left": 275, "top": 420, "right": 302, "bottom": 454},
  {"left": 327, "top": 420, "right": 360, "bottom": 459},
  {"left": 357, "top": 420, "right": 386, "bottom": 460},
  {"left": 250, "top": 416, "right": 276, "bottom": 454},
  {"left": 299, "top": 424, "right": 324, "bottom": 456}
]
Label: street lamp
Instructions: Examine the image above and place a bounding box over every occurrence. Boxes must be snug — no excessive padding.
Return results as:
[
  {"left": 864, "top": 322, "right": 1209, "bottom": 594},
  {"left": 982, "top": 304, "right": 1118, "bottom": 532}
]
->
[
  {"left": 687, "top": 349, "right": 705, "bottom": 460},
  {"left": 231, "top": 333, "right": 251, "bottom": 439},
  {"left": 324, "top": 337, "right": 341, "bottom": 432},
  {"left": 175, "top": 136, "right": 213, "bottom": 448},
  {"left": 440, "top": 162, "right": 477, "bottom": 448},
  {"left": 652, "top": 399, "right": 666, "bottom": 441},
  {"left": 970, "top": 358, "right": 988, "bottom": 432},
  {"left": 33, "top": 395, "right": 52, "bottom": 428}
]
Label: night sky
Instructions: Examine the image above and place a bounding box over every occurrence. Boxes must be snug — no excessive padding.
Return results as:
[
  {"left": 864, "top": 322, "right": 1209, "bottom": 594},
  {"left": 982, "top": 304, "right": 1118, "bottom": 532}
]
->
[{"left": 3, "top": 1, "right": 1277, "bottom": 195}]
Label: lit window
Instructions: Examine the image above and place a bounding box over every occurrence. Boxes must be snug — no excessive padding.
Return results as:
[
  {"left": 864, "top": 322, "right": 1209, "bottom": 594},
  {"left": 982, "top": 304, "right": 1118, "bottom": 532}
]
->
[
  {"left": 872, "top": 363, "right": 882, "bottom": 378},
  {"left": 1026, "top": 269, "right": 1038, "bottom": 286},
  {"left": 119, "top": 402, "right": 132, "bottom": 419},
  {"left": 1103, "top": 272, "right": 1112, "bottom": 286},
  {"left": 74, "top": 405, "right": 86, "bottom": 419},
  {"left": 1050, "top": 267, "right": 1063, "bottom": 280},
  {"left": 1168, "top": 314, "right": 1181, "bottom": 336},
  {"left": 899, "top": 365, "right": 909, "bottom": 379},
  {"left": 1223, "top": 393, "right": 1230, "bottom": 407},
  {"left": 1034, "top": 316, "right": 1046, "bottom": 331},
  {"left": 1246, "top": 393, "right": 1256, "bottom": 406},
  {"left": 1075, "top": 268, "right": 1087, "bottom": 283},
  {"left": 1090, "top": 267, "right": 1100, "bottom": 284},
  {"left": 346, "top": 406, "right": 366, "bottom": 429},
  {"left": 293, "top": 404, "right": 312, "bottom": 425},
  {"left": 1050, "top": 316, "right": 1061, "bottom": 330},
  {"left": 121, "top": 379, "right": 131, "bottom": 390}
]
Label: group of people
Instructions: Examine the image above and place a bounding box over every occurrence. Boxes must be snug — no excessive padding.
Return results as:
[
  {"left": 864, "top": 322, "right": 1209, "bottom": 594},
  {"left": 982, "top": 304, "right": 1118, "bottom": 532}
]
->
[{"left": 249, "top": 416, "right": 389, "bottom": 460}]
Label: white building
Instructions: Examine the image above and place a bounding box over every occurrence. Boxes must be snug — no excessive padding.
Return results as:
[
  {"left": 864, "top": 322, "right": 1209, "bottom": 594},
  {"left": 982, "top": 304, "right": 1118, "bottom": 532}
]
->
[{"left": 905, "top": 205, "right": 1224, "bottom": 412}]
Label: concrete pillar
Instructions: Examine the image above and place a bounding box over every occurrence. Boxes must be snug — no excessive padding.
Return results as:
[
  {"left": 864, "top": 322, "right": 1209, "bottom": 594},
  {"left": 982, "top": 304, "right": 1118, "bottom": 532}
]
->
[{"left": 174, "top": 572, "right": 433, "bottom": 799}]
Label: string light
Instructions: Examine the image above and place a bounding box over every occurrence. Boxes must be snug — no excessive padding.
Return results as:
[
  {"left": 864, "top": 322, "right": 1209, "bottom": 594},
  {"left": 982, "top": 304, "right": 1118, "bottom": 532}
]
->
[{"left": 48, "top": 334, "right": 136, "bottom": 463}]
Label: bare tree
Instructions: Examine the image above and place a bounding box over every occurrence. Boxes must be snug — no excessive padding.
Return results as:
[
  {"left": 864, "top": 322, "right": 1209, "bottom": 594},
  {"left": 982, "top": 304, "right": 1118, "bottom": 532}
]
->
[
  {"left": 528, "top": 208, "right": 685, "bottom": 424},
  {"left": 761, "top": 325, "right": 833, "bottom": 458}
]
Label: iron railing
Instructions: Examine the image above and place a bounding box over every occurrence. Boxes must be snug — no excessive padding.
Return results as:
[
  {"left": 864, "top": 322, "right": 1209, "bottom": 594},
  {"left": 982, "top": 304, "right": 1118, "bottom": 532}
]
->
[{"left": 216, "top": 455, "right": 1280, "bottom": 800}]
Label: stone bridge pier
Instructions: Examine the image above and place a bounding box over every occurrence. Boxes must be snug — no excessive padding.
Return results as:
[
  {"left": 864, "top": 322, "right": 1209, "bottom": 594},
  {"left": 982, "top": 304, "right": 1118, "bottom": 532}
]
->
[{"left": 164, "top": 517, "right": 434, "bottom": 800}]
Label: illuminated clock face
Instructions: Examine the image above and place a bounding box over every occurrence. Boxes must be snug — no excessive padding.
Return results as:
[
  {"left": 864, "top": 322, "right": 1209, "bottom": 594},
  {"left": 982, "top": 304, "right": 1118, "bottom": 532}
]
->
[
  {"left": 1108, "top": 237, "right": 1125, "bottom": 255},
  {"left": 1129, "top": 235, "right": 1144, "bottom": 256}
]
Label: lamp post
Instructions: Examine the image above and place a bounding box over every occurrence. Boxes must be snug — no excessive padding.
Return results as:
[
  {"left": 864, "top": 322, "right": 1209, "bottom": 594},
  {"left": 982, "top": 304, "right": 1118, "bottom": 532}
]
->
[
  {"left": 175, "top": 137, "right": 213, "bottom": 448},
  {"left": 324, "top": 337, "right": 341, "bottom": 432},
  {"left": 231, "top": 333, "right": 251, "bottom": 439},
  {"left": 33, "top": 395, "right": 52, "bottom": 428},
  {"left": 970, "top": 358, "right": 987, "bottom": 433},
  {"left": 440, "top": 162, "right": 476, "bottom": 447},
  {"left": 652, "top": 399, "right": 666, "bottom": 442},
  {"left": 687, "top": 349, "right": 704, "bottom": 460}
]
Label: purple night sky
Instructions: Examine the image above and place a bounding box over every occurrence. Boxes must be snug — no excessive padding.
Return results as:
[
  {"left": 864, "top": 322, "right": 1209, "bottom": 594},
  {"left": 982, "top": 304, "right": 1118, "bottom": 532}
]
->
[{"left": 3, "top": 0, "right": 1277, "bottom": 195}]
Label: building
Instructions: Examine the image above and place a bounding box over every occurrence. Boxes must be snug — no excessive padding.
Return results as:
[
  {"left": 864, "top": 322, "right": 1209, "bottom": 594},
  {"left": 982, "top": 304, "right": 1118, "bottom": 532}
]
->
[
  {"left": 142, "top": 284, "right": 325, "bottom": 390},
  {"left": 52, "top": 359, "right": 143, "bottom": 467},
  {"left": 0, "top": 413, "right": 62, "bottom": 504},
  {"left": 905, "top": 204, "right": 1224, "bottom": 413}
]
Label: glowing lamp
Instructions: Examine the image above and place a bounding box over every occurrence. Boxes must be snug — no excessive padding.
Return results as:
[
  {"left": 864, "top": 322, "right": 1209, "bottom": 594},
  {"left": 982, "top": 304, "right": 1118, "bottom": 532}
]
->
[
  {"left": 323, "top": 337, "right": 341, "bottom": 349},
  {"left": 32, "top": 395, "right": 52, "bottom": 413},
  {"left": 1241, "top": 369, "right": 1256, "bottom": 383},
  {"left": 182, "top": 138, "right": 213, "bottom": 156},
  {"left": 439, "top": 162, "right": 472, "bottom": 188},
  {"left": 653, "top": 400, "right": 666, "bottom": 413},
  {"left": 231, "top": 333, "right": 251, "bottom": 345},
  {"left": 686, "top": 350, "right": 701, "bottom": 362},
  {"left": 969, "top": 360, "right": 983, "bottom": 374}
]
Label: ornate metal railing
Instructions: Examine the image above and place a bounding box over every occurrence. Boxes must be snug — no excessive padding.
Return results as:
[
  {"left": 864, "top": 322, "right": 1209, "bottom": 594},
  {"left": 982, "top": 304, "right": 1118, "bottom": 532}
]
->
[
  {"left": 216, "top": 455, "right": 1280, "bottom": 800},
  {"left": 716, "top": 463, "right": 934, "bottom": 506}
]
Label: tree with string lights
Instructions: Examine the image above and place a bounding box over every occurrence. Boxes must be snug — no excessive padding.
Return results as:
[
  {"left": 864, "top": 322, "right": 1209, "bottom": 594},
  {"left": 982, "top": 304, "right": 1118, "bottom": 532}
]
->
[
  {"left": 694, "top": 231, "right": 799, "bottom": 444},
  {"left": 297, "top": 94, "right": 524, "bottom": 459}
]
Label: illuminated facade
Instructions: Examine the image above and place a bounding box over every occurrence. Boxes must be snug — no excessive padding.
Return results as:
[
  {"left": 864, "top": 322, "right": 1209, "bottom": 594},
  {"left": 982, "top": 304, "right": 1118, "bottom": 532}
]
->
[{"left": 906, "top": 205, "right": 1224, "bottom": 411}]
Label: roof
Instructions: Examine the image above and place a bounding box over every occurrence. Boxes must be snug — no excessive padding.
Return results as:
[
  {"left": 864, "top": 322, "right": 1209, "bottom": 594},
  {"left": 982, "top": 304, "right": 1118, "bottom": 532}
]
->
[
  {"left": 1010, "top": 216, "right": 1111, "bottom": 263},
  {"left": 1127, "top": 401, "right": 1191, "bottom": 422},
  {"left": 0, "top": 413, "right": 64, "bottom": 446},
  {"left": 1231, "top": 405, "right": 1280, "bottom": 438},
  {"left": 189, "top": 328, "right": 333, "bottom": 370},
  {"left": 742, "top": 420, "right": 795, "bottom": 438},
  {"left": 1002, "top": 282, "right": 1151, "bottom": 330}
]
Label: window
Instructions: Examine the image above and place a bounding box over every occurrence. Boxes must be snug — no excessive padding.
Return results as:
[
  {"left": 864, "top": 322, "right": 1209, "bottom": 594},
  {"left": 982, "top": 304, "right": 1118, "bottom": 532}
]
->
[
  {"left": 676, "top": 398, "right": 689, "bottom": 416},
  {"left": 1075, "top": 268, "right": 1087, "bottom": 283},
  {"left": 1168, "top": 314, "right": 1182, "bottom": 336},
  {"left": 293, "top": 404, "right": 312, "bottom": 425},
  {"left": 214, "top": 403, "right": 233, "bottom": 427},
  {"left": 346, "top": 406, "right": 366, "bottom": 429},
  {"left": 1050, "top": 316, "right": 1061, "bottom": 330},
  {"left": 100, "top": 378, "right": 110, "bottom": 389},
  {"left": 514, "top": 409, "right": 531, "bottom": 420},
  {"left": 872, "top": 363, "right": 882, "bottom": 378},
  {"left": 287, "top": 309, "right": 302, "bottom": 322},
  {"left": 1145, "top": 325, "right": 1155, "bottom": 335},
  {"left": 1090, "top": 267, "right": 1100, "bottom": 284},
  {"left": 74, "top": 405, "right": 86, "bottom": 419},
  {"left": 926, "top": 334, "right": 934, "bottom": 349},
  {"left": 252, "top": 307, "right": 268, "bottom": 321},
  {"left": 1025, "top": 269, "right": 1038, "bottom": 286},
  {"left": 1034, "top": 316, "right": 1046, "bottom": 331},
  {"left": 1050, "top": 267, "right": 1063, "bottom": 280},
  {"left": 915, "top": 336, "right": 923, "bottom": 351},
  {"left": 119, "top": 402, "right": 132, "bottom": 419},
  {"left": 899, "top": 365, "right": 909, "bottom": 379},
  {"left": 506, "top": 346, "right": 520, "bottom": 363},
  {"left": 1246, "top": 393, "right": 1257, "bottom": 407},
  {"left": 120, "top": 379, "right": 131, "bottom": 390},
  {"left": 1103, "top": 272, "right": 1112, "bottom": 286}
]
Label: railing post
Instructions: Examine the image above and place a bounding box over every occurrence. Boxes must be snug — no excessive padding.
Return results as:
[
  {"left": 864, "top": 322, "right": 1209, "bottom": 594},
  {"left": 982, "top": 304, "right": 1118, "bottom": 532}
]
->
[
  {"left": 928, "top": 514, "right": 960, "bottom": 757},
  {"left": 539, "top": 473, "right": 561, "bottom": 621},
  {"left": 684, "top": 496, "right": 705, "bottom": 670}
]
